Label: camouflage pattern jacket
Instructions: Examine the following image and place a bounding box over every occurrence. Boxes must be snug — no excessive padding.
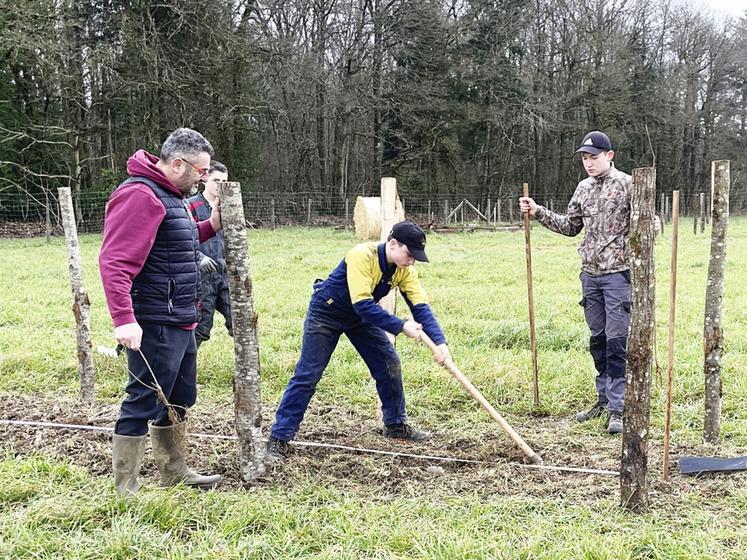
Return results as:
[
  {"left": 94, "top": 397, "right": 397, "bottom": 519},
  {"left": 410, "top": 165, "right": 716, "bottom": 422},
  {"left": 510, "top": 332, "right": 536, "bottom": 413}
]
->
[{"left": 534, "top": 165, "right": 632, "bottom": 275}]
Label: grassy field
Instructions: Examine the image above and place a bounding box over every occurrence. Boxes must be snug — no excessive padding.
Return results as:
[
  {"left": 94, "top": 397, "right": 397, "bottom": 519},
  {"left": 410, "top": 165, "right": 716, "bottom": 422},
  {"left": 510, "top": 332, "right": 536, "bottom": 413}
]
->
[{"left": 1, "top": 219, "right": 747, "bottom": 558}]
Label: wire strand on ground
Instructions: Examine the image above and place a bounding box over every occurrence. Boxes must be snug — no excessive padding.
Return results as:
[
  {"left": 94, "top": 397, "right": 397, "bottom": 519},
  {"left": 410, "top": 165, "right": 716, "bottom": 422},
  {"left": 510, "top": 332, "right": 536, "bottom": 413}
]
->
[{"left": 0, "top": 418, "right": 619, "bottom": 476}]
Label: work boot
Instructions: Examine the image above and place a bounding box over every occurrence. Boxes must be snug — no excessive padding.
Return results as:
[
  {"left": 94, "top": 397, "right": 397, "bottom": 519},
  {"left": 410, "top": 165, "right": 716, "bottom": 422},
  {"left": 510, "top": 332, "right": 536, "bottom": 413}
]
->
[
  {"left": 149, "top": 423, "right": 223, "bottom": 489},
  {"left": 112, "top": 434, "right": 146, "bottom": 498},
  {"left": 265, "top": 437, "right": 290, "bottom": 463},
  {"left": 382, "top": 423, "right": 432, "bottom": 442},
  {"left": 607, "top": 411, "right": 623, "bottom": 434},
  {"left": 575, "top": 400, "right": 608, "bottom": 422}
]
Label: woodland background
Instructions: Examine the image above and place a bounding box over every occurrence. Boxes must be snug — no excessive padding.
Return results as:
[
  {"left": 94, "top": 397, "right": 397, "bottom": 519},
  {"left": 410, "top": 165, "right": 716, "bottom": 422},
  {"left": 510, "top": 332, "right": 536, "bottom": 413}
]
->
[{"left": 1, "top": 0, "right": 746, "bottom": 225}]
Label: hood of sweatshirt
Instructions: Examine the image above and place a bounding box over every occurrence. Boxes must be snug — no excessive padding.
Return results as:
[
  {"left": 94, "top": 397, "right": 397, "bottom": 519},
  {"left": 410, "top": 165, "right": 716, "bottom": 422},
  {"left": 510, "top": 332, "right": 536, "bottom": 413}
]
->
[{"left": 126, "top": 149, "right": 183, "bottom": 197}]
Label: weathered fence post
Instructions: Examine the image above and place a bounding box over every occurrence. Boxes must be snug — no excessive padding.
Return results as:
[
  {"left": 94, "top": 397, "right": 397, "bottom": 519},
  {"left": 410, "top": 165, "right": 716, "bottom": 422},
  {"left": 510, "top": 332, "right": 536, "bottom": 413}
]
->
[
  {"left": 486, "top": 198, "right": 491, "bottom": 225},
  {"left": 307, "top": 198, "right": 312, "bottom": 226},
  {"left": 692, "top": 195, "right": 698, "bottom": 235},
  {"left": 620, "top": 167, "right": 656, "bottom": 513},
  {"left": 219, "top": 181, "right": 265, "bottom": 481},
  {"left": 345, "top": 197, "right": 350, "bottom": 226},
  {"left": 379, "top": 178, "right": 398, "bottom": 344},
  {"left": 659, "top": 192, "right": 665, "bottom": 224},
  {"left": 703, "top": 160, "right": 730, "bottom": 444},
  {"left": 58, "top": 187, "right": 94, "bottom": 404},
  {"left": 270, "top": 198, "right": 276, "bottom": 229},
  {"left": 45, "top": 189, "right": 52, "bottom": 243},
  {"left": 699, "top": 192, "right": 705, "bottom": 234},
  {"left": 444, "top": 200, "right": 449, "bottom": 225}
]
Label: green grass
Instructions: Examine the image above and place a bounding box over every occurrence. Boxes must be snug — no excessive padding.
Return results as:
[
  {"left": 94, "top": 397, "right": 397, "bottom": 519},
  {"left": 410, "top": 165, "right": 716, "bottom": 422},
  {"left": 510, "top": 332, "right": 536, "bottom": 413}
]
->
[{"left": 2, "top": 220, "right": 747, "bottom": 558}]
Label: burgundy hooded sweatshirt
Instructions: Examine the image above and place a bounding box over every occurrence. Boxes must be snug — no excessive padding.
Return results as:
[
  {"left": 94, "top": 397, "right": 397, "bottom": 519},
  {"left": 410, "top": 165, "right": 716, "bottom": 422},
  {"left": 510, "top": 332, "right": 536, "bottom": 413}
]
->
[{"left": 99, "top": 150, "right": 216, "bottom": 328}]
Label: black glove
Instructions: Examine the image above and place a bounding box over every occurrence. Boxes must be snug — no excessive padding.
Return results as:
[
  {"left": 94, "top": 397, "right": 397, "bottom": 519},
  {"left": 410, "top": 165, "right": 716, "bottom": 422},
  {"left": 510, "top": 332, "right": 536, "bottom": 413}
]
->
[{"left": 199, "top": 255, "right": 219, "bottom": 274}]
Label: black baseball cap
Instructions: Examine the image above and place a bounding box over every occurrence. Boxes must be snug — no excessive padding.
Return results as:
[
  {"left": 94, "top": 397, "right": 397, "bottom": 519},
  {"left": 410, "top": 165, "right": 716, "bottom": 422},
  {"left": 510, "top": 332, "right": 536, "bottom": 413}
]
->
[
  {"left": 576, "top": 131, "right": 612, "bottom": 155},
  {"left": 390, "top": 220, "right": 429, "bottom": 262}
]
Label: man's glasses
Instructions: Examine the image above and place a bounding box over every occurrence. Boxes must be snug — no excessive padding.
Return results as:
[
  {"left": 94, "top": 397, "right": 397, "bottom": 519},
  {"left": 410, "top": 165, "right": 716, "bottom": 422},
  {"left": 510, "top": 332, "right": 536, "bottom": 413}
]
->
[{"left": 179, "top": 158, "right": 209, "bottom": 179}]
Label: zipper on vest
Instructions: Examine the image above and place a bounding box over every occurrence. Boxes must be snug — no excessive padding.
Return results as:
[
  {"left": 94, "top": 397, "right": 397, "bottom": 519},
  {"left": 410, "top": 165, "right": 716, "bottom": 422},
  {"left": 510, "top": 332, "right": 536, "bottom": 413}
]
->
[{"left": 167, "top": 279, "right": 176, "bottom": 314}]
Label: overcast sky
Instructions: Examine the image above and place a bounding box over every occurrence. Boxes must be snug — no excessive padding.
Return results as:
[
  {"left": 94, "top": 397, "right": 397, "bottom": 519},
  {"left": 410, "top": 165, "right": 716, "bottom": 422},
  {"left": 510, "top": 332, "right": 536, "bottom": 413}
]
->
[{"left": 701, "top": 0, "right": 747, "bottom": 19}]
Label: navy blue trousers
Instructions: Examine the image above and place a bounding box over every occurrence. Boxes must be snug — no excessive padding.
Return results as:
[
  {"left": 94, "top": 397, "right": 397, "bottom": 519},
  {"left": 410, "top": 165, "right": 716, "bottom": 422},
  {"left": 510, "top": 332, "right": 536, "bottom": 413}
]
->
[
  {"left": 115, "top": 323, "right": 197, "bottom": 436},
  {"left": 271, "top": 298, "right": 406, "bottom": 442},
  {"left": 579, "top": 271, "right": 631, "bottom": 413},
  {"left": 196, "top": 272, "right": 232, "bottom": 343}
]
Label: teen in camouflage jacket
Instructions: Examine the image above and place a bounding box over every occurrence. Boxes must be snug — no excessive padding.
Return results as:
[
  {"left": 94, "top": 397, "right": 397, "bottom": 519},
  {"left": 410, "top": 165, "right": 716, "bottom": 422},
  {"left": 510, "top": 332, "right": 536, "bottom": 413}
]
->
[
  {"left": 519, "top": 131, "right": 631, "bottom": 435},
  {"left": 533, "top": 164, "right": 632, "bottom": 275}
]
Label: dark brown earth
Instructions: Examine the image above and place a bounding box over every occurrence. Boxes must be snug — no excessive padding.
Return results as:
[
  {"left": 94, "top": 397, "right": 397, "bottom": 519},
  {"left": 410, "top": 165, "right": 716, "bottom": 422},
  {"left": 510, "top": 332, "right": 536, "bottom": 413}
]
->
[{"left": 1, "top": 392, "right": 744, "bottom": 505}]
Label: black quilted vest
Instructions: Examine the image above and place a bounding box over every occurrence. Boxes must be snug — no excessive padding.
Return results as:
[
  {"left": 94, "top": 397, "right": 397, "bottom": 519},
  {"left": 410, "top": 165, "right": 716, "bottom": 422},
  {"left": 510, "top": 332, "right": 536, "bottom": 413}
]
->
[{"left": 116, "top": 176, "right": 200, "bottom": 325}]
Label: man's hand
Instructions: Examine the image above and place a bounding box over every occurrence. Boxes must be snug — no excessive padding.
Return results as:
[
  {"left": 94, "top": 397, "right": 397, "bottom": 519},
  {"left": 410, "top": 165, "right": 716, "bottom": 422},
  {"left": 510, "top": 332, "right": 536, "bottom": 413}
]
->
[
  {"left": 435, "top": 343, "right": 452, "bottom": 366},
  {"left": 209, "top": 197, "right": 222, "bottom": 232},
  {"left": 401, "top": 320, "right": 423, "bottom": 339},
  {"left": 519, "top": 196, "right": 538, "bottom": 217},
  {"left": 199, "top": 255, "right": 219, "bottom": 274},
  {"left": 115, "top": 322, "right": 143, "bottom": 351}
]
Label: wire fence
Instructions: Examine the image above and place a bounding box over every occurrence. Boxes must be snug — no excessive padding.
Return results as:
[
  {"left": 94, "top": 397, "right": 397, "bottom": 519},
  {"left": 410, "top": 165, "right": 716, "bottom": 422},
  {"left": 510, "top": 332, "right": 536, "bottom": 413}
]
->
[{"left": 1, "top": 185, "right": 744, "bottom": 238}]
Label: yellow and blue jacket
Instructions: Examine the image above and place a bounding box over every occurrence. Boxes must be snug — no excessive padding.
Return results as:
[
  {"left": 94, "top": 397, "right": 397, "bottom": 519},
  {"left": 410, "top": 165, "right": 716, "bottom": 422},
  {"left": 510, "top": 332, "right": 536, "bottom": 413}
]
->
[{"left": 312, "top": 242, "right": 446, "bottom": 344}]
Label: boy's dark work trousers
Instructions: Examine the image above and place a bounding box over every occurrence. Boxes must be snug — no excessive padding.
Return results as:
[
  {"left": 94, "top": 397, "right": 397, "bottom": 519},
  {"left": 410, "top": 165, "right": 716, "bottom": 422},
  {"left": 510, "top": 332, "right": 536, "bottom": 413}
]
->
[
  {"left": 196, "top": 271, "right": 232, "bottom": 343},
  {"left": 115, "top": 323, "right": 197, "bottom": 436},
  {"left": 271, "top": 299, "right": 406, "bottom": 442},
  {"left": 580, "top": 271, "right": 631, "bottom": 414}
]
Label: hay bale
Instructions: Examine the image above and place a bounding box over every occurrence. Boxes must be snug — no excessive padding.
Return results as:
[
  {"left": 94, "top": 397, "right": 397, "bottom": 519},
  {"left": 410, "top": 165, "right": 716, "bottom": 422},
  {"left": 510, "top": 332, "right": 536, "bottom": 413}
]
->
[{"left": 353, "top": 196, "right": 405, "bottom": 240}]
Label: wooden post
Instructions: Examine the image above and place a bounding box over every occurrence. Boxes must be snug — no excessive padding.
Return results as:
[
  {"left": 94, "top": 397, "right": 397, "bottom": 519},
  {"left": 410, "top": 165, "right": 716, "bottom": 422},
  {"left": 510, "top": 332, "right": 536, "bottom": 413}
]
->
[
  {"left": 428, "top": 199, "right": 432, "bottom": 223},
  {"left": 699, "top": 192, "right": 705, "bottom": 234},
  {"left": 692, "top": 195, "right": 698, "bottom": 235},
  {"left": 45, "top": 189, "right": 52, "bottom": 243},
  {"left": 219, "top": 181, "right": 265, "bottom": 481},
  {"left": 620, "top": 167, "right": 656, "bottom": 513},
  {"left": 665, "top": 195, "right": 670, "bottom": 224},
  {"left": 659, "top": 192, "right": 665, "bottom": 224},
  {"left": 486, "top": 198, "right": 491, "bottom": 225},
  {"left": 703, "top": 161, "right": 730, "bottom": 444},
  {"left": 270, "top": 198, "right": 276, "bottom": 229},
  {"left": 497, "top": 199, "right": 502, "bottom": 224},
  {"left": 663, "top": 191, "right": 680, "bottom": 481},
  {"left": 307, "top": 198, "right": 312, "bottom": 226},
  {"left": 522, "top": 183, "right": 540, "bottom": 407},
  {"left": 345, "top": 197, "right": 350, "bottom": 227},
  {"left": 58, "top": 187, "right": 94, "bottom": 404},
  {"left": 379, "top": 178, "right": 398, "bottom": 344},
  {"left": 444, "top": 200, "right": 449, "bottom": 225}
]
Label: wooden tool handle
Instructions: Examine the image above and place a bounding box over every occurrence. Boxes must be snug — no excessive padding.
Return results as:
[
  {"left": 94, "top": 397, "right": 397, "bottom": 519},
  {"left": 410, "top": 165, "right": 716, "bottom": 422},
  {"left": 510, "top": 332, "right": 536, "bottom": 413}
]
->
[{"left": 417, "top": 331, "right": 542, "bottom": 464}]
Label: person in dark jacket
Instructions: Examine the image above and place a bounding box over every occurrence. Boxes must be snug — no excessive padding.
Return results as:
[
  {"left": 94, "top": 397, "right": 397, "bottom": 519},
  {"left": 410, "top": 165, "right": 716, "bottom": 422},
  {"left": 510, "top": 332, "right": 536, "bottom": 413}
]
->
[
  {"left": 99, "top": 127, "right": 223, "bottom": 497},
  {"left": 266, "top": 221, "right": 451, "bottom": 462},
  {"left": 187, "top": 161, "right": 232, "bottom": 348}
]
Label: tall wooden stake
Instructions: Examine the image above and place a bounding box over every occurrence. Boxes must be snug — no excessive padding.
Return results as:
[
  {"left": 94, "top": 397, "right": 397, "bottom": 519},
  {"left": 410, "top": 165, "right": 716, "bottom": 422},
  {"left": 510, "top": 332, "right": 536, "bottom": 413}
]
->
[
  {"left": 621, "top": 167, "right": 656, "bottom": 513},
  {"left": 522, "top": 183, "right": 539, "bottom": 407},
  {"left": 663, "top": 191, "right": 680, "bottom": 481},
  {"left": 703, "top": 161, "right": 730, "bottom": 444},
  {"left": 219, "top": 181, "right": 265, "bottom": 481},
  {"left": 58, "top": 187, "right": 94, "bottom": 404}
]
